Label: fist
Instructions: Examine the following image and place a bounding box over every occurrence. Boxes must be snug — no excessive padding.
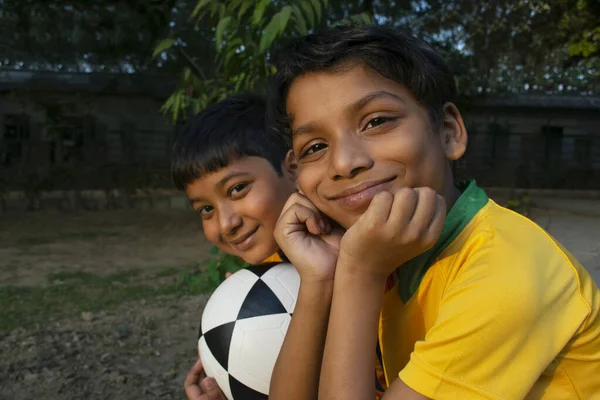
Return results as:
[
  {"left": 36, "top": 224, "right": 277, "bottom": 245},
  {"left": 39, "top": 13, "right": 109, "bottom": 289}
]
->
[
  {"left": 339, "top": 187, "right": 446, "bottom": 280},
  {"left": 274, "top": 192, "right": 343, "bottom": 283}
]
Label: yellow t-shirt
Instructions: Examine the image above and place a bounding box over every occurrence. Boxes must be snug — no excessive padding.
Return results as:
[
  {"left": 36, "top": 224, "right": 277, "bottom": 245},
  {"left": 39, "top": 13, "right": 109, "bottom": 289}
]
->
[{"left": 378, "top": 180, "right": 600, "bottom": 399}]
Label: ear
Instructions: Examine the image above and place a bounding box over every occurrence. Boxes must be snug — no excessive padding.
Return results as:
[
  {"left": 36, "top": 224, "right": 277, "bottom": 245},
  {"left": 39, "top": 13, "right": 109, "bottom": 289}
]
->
[
  {"left": 282, "top": 150, "right": 298, "bottom": 181},
  {"left": 440, "top": 102, "right": 468, "bottom": 161}
]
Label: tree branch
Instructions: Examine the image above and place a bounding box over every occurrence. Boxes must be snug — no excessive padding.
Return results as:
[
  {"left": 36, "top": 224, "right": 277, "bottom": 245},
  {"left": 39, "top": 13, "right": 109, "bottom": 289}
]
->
[{"left": 177, "top": 46, "right": 207, "bottom": 81}]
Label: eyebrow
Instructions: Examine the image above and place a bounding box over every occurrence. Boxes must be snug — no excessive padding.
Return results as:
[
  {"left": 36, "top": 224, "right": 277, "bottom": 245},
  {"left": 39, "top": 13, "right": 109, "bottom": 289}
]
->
[
  {"left": 352, "top": 90, "right": 406, "bottom": 113},
  {"left": 188, "top": 171, "right": 251, "bottom": 206},
  {"left": 291, "top": 90, "right": 405, "bottom": 138}
]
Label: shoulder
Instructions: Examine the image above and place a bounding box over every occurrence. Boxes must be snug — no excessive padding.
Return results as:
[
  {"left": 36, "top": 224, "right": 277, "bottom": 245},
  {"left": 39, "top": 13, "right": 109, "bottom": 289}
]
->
[
  {"left": 442, "top": 199, "right": 591, "bottom": 317},
  {"left": 448, "top": 200, "right": 578, "bottom": 275}
]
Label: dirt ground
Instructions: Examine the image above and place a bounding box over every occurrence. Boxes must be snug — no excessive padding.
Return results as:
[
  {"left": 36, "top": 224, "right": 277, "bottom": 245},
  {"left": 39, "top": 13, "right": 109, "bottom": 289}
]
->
[
  {"left": 0, "top": 209, "right": 213, "bottom": 400},
  {"left": 0, "top": 205, "right": 599, "bottom": 400}
]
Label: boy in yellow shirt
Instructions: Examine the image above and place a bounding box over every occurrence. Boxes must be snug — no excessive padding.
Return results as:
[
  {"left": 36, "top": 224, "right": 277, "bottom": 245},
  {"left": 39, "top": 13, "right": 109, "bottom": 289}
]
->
[{"left": 269, "top": 24, "right": 600, "bottom": 399}]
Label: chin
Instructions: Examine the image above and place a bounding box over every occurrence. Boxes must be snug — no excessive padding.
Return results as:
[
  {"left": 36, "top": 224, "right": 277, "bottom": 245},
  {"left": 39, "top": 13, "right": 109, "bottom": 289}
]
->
[
  {"left": 241, "top": 248, "right": 272, "bottom": 265},
  {"left": 240, "top": 254, "right": 261, "bottom": 265}
]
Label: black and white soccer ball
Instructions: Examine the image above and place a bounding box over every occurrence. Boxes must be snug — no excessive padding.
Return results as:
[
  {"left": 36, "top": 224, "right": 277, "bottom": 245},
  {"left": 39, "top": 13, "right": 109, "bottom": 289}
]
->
[{"left": 198, "top": 262, "right": 300, "bottom": 400}]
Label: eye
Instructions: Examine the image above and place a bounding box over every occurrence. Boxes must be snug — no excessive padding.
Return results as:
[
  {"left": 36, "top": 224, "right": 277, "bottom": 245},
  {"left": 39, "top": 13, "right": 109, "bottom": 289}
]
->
[
  {"left": 301, "top": 142, "right": 328, "bottom": 158},
  {"left": 228, "top": 182, "right": 249, "bottom": 197},
  {"left": 197, "top": 205, "right": 213, "bottom": 216},
  {"left": 365, "top": 116, "right": 394, "bottom": 130}
]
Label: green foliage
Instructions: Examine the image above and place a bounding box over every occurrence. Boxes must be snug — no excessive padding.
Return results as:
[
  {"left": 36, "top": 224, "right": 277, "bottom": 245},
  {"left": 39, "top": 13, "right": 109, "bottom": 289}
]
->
[
  {"left": 201, "top": 247, "right": 247, "bottom": 291},
  {"left": 409, "top": 0, "right": 600, "bottom": 95},
  {"left": 0, "top": 0, "right": 181, "bottom": 72},
  {"left": 153, "top": 38, "right": 176, "bottom": 58},
  {"left": 3, "top": 1, "right": 597, "bottom": 105},
  {"left": 154, "top": 0, "right": 371, "bottom": 122},
  {"left": 558, "top": 0, "right": 599, "bottom": 60},
  {"left": 568, "top": 26, "right": 600, "bottom": 58},
  {"left": 260, "top": 7, "right": 293, "bottom": 53},
  {"left": 170, "top": 247, "right": 246, "bottom": 293}
]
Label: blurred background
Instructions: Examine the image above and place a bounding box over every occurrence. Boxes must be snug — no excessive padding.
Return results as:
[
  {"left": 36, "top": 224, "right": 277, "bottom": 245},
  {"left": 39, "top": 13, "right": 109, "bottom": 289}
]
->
[{"left": 0, "top": 1, "right": 599, "bottom": 399}]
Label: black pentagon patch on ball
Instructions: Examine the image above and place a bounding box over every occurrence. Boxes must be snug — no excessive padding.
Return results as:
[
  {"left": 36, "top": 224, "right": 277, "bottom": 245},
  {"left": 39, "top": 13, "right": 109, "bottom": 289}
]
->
[
  {"left": 246, "top": 262, "right": 280, "bottom": 277},
  {"left": 237, "top": 279, "right": 287, "bottom": 320},
  {"left": 203, "top": 321, "right": 236, "bottom": 370},
  {"left": 229, "top": 375, "right": 268, "bottom": 400}
]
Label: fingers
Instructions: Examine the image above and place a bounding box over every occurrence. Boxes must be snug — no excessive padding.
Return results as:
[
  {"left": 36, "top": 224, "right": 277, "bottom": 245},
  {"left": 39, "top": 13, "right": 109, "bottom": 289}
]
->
[
  {"left": 280, "top": 192, "right": 312, "bottom": 216},
  {"left": 426, "top": 194, "right": 446, "bottom": 242},
  {"left": 289, "top": 203, "right": 324, "bottom": 235},
  {"left": 404, "top": 187, "right": 436, "bottom": 232},
  {"left": 184, "top": 359, "right": 206, "bottom": 400},
  {"left": 200, "top": 377, "right": 228, "bottom": 400},
  {"left": 360, "top": 192, "right": 394, "bottom": 231},
  {"left": 278, "top": 193, "right": 329, "bottom": 236},
  {"left": 225, "top": 272, "right": 232, "bottom": 279},
  {"left": 389, "top": 188, "right": 418, "bottom": 228},
  {"left": 390, "top": 187, "right": 445, "bottom": 246}
]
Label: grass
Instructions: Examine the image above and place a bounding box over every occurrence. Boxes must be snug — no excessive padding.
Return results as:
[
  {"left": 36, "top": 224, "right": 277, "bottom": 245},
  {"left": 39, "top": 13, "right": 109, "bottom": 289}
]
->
[
  {"left": 48, "top": 269, "right": 141, "bottom": 284},
  {"left": 153, "top": 266, "right": 180, "bottom": 278},
  {"left": 15, "top": 230, "right": 122, "bottom": 247},
  {"left": 3, "top": 263, "right": 20, "bottom": 273},
  {"left": 0, "top": 263, "right": 210, "bottom": 334}
]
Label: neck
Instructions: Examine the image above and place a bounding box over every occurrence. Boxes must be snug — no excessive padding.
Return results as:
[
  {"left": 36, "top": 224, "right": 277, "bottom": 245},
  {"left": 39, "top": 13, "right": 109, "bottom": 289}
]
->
[{"left": 442, "top": 164, "right": 461, "bottom": 212}]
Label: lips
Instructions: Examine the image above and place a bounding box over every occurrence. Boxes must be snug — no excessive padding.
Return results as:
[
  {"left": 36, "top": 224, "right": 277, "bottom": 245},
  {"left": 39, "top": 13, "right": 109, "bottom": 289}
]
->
[
  {"left": 328, "top": 177, "right": 396, "bottom": 210},
  {"left": 227, "top": 226, "right": 259, "bottom": 252}
]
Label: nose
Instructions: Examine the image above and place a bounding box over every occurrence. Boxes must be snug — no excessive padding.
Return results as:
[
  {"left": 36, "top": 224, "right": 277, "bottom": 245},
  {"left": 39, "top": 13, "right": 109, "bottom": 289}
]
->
[
  {"left": 329, "top": 134, "right": 373, "bottom": 180},
  {"left": 219, "top": 204, "right": 243, "bottom": 238}
]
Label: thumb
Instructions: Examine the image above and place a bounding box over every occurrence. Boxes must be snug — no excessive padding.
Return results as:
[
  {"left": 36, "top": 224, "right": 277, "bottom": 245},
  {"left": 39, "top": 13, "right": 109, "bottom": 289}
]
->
[
  {"left": 184, "top": 359, "right": 207, "bottom": 400},
  {"left": 200, "top": 377, "right": 227, "bottom": 399}
]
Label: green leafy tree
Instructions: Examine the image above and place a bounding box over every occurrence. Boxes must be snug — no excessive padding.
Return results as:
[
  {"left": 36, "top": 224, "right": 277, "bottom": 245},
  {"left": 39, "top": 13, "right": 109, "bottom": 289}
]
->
[
  {"left": 559, "top": 0, "right": 600, "bottom": 88},
  {"left": 403, "top": 0, "right": 599, "bottom": 94},
  {"left": 154, "top": 0, "right": 371, "bottom": 122},
  {"left": 0, "top": 0, "right": 183, "bottom": 72}
]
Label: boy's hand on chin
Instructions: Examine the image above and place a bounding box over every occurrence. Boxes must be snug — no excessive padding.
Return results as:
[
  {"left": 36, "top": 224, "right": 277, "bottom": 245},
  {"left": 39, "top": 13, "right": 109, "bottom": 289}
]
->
[
  {"left": 274, "top": 192, "right": 343, "bottom": 283},
  {"left": 339, "top": 187, "right": 446, "bottom": 280}
]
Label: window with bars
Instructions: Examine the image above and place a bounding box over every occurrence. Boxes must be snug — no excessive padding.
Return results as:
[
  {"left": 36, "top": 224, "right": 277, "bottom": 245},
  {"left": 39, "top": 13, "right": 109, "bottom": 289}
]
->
[
  {"left": 1, "top": 114, "right": 30, "bottom": 167},
  {"left": 541, "top": 125, "right": 564, "bottom": 166}
]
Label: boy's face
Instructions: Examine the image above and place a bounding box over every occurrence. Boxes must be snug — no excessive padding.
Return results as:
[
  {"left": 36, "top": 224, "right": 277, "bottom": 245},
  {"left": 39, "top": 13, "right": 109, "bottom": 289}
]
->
[
  {"left": 185, "top": 156, "right": 296, "bottom": 264},
  {"left": 286, "top": 65, "right": 466, "bottom": 229}
]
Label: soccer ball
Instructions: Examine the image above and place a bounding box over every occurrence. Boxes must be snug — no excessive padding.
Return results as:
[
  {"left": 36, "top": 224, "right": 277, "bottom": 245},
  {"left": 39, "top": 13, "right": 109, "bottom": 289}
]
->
[{"left": 198, "top": 262, "right": 300, "bottom": 400}]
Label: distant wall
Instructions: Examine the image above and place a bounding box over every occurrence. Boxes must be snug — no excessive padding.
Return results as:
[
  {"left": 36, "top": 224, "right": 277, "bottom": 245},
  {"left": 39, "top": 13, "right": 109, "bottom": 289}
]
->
[
  {"left": 458, "top": 107, "right": 600, "bottom": 189},
  {"left": 0, "top": 93, "right": 175, "bottom": 168}
]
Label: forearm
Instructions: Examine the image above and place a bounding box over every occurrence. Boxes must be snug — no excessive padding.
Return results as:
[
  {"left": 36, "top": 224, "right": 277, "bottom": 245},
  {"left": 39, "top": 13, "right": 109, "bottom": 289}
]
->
[
  {"left": 319, "top": 267, "right": 386, "bottom": 400},
  {"left": 269, "top": 279, "right": 333, "bottom": 400}
]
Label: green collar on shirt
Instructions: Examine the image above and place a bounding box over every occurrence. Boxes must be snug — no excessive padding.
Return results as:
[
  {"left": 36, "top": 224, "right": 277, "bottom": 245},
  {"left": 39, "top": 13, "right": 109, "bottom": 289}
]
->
[{"left": 397, "top": 180, "right": 489, "bottom": 303}]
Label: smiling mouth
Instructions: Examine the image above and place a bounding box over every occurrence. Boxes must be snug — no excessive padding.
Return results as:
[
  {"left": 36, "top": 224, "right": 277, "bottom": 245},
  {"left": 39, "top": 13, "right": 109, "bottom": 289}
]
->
[
  {"left": 329, "top": 176, "right": 397, "bottom": 210},
  {"left": 330, "top": 177, "right": 397, "bottom": 200},
  {"left": 228, "top": 226, "right": 259, "bottom": 246}
]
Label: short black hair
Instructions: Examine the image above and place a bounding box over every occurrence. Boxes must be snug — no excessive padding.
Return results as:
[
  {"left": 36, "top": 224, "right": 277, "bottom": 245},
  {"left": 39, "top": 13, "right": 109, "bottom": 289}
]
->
[
  {"left": 267, "top": 24, "right": 456, "bottom": 139},
  {"left": 172, "top": 93, "right": 290, "bottom": 191}
]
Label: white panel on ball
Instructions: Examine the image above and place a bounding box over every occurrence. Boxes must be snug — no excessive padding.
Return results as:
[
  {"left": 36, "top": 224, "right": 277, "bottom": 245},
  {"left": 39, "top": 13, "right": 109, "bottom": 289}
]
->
[
  {"left": 227, "top": 313, "right": 292, "bottom": 394},
  {"left": 201, "top": 269, "right": 259, "bottom": 334},
  {"left": 260, "top": 263, "right": 300, "bottom": 314},
  {"left": 198, "top": 336, "right": 234, "bottom": 400}
]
